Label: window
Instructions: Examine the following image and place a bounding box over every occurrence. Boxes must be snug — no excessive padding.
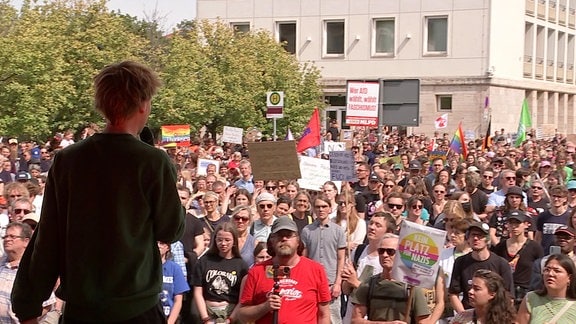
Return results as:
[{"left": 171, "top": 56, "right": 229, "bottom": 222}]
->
[
  {"left": 324, "top": 20, "right": 345, "bottom": 56},
  {"left": 231, "top": 22, "right": 250, "bottom": 34},
  {"left": 277, "top": 22, "right": 296, "bottom": 54},
  {"left": 436, "top": 95, "right": 452, "bottom": 111},
  {"left": 426, "top": 16, "right": 448, "bottom": 54},
  {"left": 373, "top": 19, "right": 395, "bottom": 55}
]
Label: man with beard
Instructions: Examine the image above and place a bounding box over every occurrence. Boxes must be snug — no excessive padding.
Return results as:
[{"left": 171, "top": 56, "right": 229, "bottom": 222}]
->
[
  {"left": 350, "top": 234, "right": 430, "bottom": 323},
  {"left": 238, "top": 217, "right": 331, "bottom": 324},
  {"left": 449, "top": 222, "right": 514, "bottom": 312}
]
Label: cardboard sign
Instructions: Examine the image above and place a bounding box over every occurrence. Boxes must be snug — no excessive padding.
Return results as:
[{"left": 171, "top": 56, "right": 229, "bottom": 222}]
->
[
  {"left": 329, "top": 151, "right": 356, "bottom": 181},
  {"left": 391, "top": 221, "right": 446, "bottom": 289},
  {"left": 247, "top": 141, "right": 301, "bottom": 180},
  {"left": 428, "top": 151, "right": 447, "bottom": 163},
  {"left": 197, "top": 159, "right": 219, "bottom": 176},
  {"left": 222, "top": 126, "right": 244, "bottom": 144}
]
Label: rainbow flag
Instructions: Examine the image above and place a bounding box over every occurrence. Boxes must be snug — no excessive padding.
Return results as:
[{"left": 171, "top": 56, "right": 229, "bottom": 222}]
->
[
  {"left": 161, "top": 124, "right": 191, "bottom": 147},
  {"left": 449, "top": 122, "right": 468, "bottom": 159}
]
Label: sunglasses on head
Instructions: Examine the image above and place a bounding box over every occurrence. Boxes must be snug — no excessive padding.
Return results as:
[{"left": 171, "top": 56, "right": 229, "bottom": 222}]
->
[{"left": 377, "top": 248, "right": 396, "bottom": 256}]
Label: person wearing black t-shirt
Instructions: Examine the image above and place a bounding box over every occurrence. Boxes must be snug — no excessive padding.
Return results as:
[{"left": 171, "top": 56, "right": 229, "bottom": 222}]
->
[
  {"left": 449, "top": 222, "right": 514, "bottom": 312},
  {"left": 536, "top": 185, "right": 571, "bottom": 254},
  {"left": 491, "top": 210, "right": 543, "bottom": 305}
]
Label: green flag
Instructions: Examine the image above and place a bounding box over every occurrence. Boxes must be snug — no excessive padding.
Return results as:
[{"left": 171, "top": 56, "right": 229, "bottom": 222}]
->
[{"left": 515, "top": 99, "right": 532, "bottom": 147}]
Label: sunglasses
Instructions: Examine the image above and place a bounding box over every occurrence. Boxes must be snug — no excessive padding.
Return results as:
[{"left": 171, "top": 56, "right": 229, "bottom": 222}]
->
[
  {"left": 483, "top": 175, "right": 493, "bottom": 179},
  {"left": 377, "top": 248, "right": 396, "bottom": 256},
  {"left": 411, "top": 205, "right": 423, "bottom": 210},
  {"left": 259, "top": 203, "right": 274, "bottom": 209},
  {"left": 233, "top": 216, "right": 250, "bottom": 222},
  {"left": 531, "top": 186, "right": 543, "bottom": 190},
  {"left": 14, "top": 208, "right": 31, "bottom": 214},
  {"left": 337, "top": 201, "right": 347, "bottom": 206},
  {"left": 265, "top": 186, "right": 277, "bottom": 190},
  {"left": 434, "top": 190, "right": 445, "bottom": 194},
  {"left": 388, "top": 203, "right": 403, "bottom": 210},
  {"left": 505, "top": 177, "right": 516, "bottom": 181}
]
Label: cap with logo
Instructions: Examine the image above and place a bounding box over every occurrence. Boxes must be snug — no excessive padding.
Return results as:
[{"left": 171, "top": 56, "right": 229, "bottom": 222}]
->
[
  {"left": 555, "top": 226, "right": 576, "bottom": 237},
  {"left": 369, "top": 173, "right": 381, "bottom": 182},
  {"left": 409, "top": 160, "right": 421, "bottom": 170},
  {"left": 468, "top": 222, "right": 490, "bottom": 235},
  {"left": 505, "top": 209, "right": 527, "bottom": 222}
]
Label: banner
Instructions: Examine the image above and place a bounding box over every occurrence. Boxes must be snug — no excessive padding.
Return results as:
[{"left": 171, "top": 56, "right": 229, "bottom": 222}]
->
[
  {"left": 345, "top": 81, "right": 380, "bottom": 126},
  {"left": 391, "top": 221, "right": 446, "bottom": 289},
  {"left": 161, "top": 125, "right": 190, "bottom": 146}
]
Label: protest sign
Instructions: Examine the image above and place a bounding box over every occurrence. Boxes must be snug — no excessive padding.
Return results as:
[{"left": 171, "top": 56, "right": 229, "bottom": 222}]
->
[
  {"left": 197, "top": 159, "right": 219, "bottom": 176},
  {"left": 391, "top": 221, "right": 446, "bottom": 289},
  {"left": 161, "top": 125, "right": 190, "bottom": 146},
  {"left": 247, "top": 141, "right": 301, "bottom": 180},
  {"left": 297, "top": 156, "right": 340, "bottom": 191},
  {"left": 329, "top": 151, "right": 356, "bottom": 182},
  {"left": 323, "top": 141, "right": 346, "bottom": 154},
  {"left": 222, "top": 126, "right": 243, "bottom": 144}
]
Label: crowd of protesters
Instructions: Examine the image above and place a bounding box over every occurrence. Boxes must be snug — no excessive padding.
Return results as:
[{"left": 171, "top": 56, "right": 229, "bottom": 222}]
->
[{"left": 3, "top": 117, "right": 576, "bottom": 323}]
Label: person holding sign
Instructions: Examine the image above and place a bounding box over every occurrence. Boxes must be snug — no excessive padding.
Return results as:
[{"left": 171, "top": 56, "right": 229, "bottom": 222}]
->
[{"left": 350, "top": 234, "right": 430, "bottom": 323}]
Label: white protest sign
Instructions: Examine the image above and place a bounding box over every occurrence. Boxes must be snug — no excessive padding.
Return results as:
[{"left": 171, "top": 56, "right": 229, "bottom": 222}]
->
[
  {"left": 391, "top": 221, "right": 446, "bottom": 289},
  {"left": 345, "top": 81, "right": 380, "bottom": 126},
  {"left": 197, "top": 158, "right": 219, "bottom": 176},
  {"left": 329, "top": 151, "right": 356, "bottom": 182},
  {"left": 323, "top": 141, "right": 346, "bottom": 154},
  {"left": 297, "top": 156, "right": 340, "bottom": 191},
  {"left": 222, "top": 126, "right": 244, "bottom": 144}
]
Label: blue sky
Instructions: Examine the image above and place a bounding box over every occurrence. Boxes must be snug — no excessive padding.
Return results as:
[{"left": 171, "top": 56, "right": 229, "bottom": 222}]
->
[{"left": 9, "top": 0, "right": 197, "bottom": 31}]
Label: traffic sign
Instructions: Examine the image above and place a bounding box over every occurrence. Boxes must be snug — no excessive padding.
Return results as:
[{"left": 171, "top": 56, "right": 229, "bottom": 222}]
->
[{"left": 266, "top": 91, "right": 284, "bottom": 118}]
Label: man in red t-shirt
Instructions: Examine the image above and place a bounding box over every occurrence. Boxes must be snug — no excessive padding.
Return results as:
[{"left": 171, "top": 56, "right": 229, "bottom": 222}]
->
[{"left": 238, "top": 217, "right": 331, "bottom": 324}]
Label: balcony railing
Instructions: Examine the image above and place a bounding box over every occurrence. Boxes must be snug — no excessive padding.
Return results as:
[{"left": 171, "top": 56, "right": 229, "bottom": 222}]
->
[
  {"left": 527, "top": 0, "right": 536, "bottom": 16},
  {"left": 538, "top": 0, "right": 547, "bottom": 19}
]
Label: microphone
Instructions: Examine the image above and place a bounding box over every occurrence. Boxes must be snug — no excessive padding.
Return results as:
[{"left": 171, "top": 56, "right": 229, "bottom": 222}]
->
[{"left": 139, "top": 126, "right": 154, "bottom": 146}]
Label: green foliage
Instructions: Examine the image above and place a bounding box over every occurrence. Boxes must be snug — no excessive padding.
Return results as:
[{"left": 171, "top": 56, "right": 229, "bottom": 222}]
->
[{"left": 0, "top": 2, "right": 323, "bottom": 142}]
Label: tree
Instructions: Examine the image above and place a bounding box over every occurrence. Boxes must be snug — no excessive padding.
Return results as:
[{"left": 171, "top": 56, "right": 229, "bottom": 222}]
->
[
  {"left": 154, "top": 20, "right": 324, "bottom": 140},
  {"left": 0, "top": 0, "right": 154, "bottom": 140}
]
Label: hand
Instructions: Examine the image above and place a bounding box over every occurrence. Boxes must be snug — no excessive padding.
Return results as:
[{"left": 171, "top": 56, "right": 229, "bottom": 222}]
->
[
  {"left": 342, "top": 262, "right": 359, "bottom": 286},
  {"left": 267, "top": 293, "right": 282, "bottom": 311},
  {"left": 331, "top": 283, "right": 341, "bottom": 298}
]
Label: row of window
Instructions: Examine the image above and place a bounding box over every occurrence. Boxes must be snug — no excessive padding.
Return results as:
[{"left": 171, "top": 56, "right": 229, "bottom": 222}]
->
[{"left": 231, "top": 16, "right": 448, "bottom": 57}]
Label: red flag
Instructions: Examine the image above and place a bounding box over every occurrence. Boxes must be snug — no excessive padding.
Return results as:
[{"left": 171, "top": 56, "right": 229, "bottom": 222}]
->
[{"left": 296, "top": 108, "right": 321, "bottom": 153}]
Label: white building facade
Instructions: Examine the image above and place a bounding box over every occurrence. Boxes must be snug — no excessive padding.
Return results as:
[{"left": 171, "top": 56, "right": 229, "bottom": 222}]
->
[{"left": 197, "top": 0, "right": 576, "bottom": 138}]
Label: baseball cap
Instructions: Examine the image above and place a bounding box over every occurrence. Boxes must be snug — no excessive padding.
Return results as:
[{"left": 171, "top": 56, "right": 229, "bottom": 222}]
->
[
  {"left": 540, "top": 160, "right": 551, "bottom": 167},
  {"left": 369, "top": 173, "right": 381, "bottom": 182},
  {"left": 467, "top": 166, "right": 480, "bottom": 173},
  {"left": 485, "top": 152, "right": 496, "bottom": 158},
  {"left": 393, "top": 163, "right": 403, "bottom": 170},
  {"left": 492, "top": 157, "right": 504, "bottom": 164},
  {"left": 16, "top": 171, "right": 31, "bottom": 182},
  {"left": 468, "top": 222, "right": 490, "bottom": 235},
  {"left": 506, "top": 186, "right": 523, "bottom": 197},
  {"left": 409, "top": 160, "right": 421, "bottom": 170},
  {"left": 555, "top": 226, "right": 576, "bottom": 237},
  {"left": 505, "top": 209, "right": 527, "bottom": 222},
  {"left": 567, "top": 180, "right": 576, "bottom": 190},
  {"left": 22, "top": 212, "right": 40, "bottom": 224},
  {"left": 8, "top": 138, "right": 17, "bottom": 145},
  {"left": 271, "top": 217, "right": 298, "bottom": 234},
  {"left": 256, "top": 192, "right": 277, "bottom": 204}
]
